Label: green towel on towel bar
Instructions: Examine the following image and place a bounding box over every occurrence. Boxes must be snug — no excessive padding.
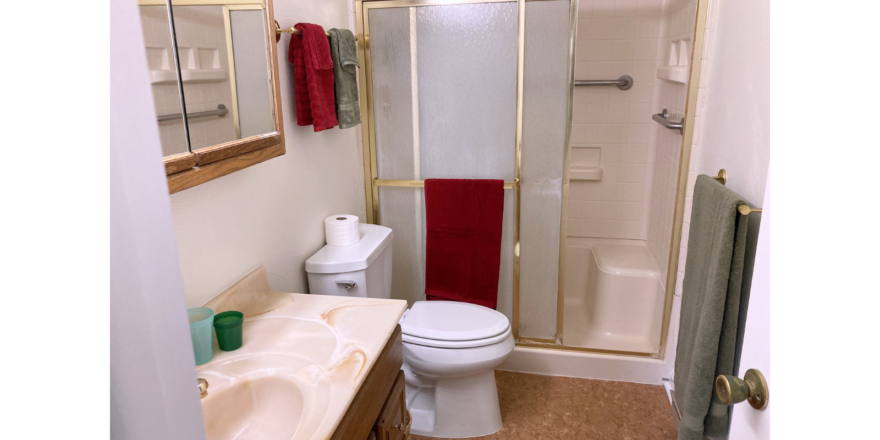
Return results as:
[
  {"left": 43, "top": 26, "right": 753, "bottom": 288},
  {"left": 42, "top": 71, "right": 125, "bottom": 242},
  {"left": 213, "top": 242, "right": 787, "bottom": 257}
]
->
[
  {"left": 328, "top": 28, "right": 361, "bottom": 129},
  {"left": 674, "top": 174, "right": 749, "bottom": 440}
]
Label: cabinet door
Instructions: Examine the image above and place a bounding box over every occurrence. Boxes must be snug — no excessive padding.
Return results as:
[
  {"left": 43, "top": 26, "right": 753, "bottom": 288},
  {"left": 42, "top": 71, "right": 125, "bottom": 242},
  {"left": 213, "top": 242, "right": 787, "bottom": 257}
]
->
[{"left": 373, "top": 371, "right": 410, "bottom": 440}]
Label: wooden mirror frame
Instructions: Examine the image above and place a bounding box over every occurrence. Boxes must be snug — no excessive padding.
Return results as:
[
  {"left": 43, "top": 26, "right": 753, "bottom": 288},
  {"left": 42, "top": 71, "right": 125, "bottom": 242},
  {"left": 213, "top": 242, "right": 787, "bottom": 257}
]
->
[{"left": 161, "top": 0, "right": 285, "bottom": 194}]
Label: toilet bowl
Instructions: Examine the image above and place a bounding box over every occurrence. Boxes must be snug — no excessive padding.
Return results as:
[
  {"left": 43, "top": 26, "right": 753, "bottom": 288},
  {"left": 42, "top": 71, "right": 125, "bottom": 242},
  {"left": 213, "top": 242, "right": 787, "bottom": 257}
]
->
[{"left": 399, "top": 301, "right": 514, "bottom": 438}]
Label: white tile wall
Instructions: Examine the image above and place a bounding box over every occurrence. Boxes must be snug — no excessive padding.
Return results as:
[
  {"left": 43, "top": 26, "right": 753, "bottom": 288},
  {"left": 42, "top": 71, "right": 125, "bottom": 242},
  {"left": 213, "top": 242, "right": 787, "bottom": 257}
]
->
[
  {"left": 568, "top": 0, "right": 664, "bottom": 240},
  {"left": 645, "top": 0, "right": 697, "bottom": 283}
]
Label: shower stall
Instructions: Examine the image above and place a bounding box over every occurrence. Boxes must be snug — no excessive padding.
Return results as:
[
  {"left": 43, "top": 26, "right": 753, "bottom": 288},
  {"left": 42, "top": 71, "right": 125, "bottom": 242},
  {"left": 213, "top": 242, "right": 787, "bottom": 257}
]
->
[{"left": 354, "top": 0, "right": 704, "bottom": 361}]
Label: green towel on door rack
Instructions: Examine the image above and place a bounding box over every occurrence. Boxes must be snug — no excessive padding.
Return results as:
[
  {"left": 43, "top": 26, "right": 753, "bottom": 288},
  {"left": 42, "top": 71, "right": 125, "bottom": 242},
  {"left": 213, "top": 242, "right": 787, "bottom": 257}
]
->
[
  {"left": 328, "top": 28, "right": 361, "bottom": 129},
  {"left": 674, "top": 175, "right": 749, "bottom": 440}
]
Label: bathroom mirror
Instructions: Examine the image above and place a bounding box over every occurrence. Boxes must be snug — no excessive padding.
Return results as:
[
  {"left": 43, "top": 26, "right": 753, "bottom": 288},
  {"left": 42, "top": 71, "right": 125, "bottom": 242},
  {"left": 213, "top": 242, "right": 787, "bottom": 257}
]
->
[{"left": 137, "top": 0, "right": 285, "bottom": 193}]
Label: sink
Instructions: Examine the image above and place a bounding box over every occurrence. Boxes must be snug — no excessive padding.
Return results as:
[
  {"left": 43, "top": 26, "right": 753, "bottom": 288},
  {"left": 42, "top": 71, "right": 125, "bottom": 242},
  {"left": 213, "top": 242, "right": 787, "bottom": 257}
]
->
[
  {"left": 202, "top": 375, "right": 304, "bottom": 440},
  {"left": 190, "top": 272, "right": 408, "bottom": 440},
  {"left": 197, "top": 316, "right": 339, "bottom": 440}
]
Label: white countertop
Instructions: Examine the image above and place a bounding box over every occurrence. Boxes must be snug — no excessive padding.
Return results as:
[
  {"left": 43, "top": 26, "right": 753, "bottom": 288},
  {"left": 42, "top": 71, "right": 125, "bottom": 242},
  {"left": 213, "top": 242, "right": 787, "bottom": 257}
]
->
[{"left": 196, "top": 267, "right": 407, "bottom": 440}]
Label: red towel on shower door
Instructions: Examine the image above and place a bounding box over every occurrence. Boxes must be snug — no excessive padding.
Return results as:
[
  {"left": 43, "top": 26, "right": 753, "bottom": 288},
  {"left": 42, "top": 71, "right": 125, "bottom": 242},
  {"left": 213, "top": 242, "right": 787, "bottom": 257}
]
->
[
  {"left": 424, "top": 179, "right": 505, "bottom": 310},
  {"left": 289, "top": 23, "right": 338, "bottom": 132}
]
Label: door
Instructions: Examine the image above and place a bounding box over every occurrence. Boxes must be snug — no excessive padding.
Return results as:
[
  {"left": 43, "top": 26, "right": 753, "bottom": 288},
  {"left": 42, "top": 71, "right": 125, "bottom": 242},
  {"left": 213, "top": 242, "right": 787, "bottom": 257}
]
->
[{"left": 729, "top": 175, "right": 771, "bottom": 439}]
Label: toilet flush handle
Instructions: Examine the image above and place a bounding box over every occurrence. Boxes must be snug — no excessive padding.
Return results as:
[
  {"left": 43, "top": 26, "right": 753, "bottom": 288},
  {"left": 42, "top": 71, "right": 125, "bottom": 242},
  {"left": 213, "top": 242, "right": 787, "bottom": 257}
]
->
[{"left": 336, "top": 280, "right": 357, "bottom": 290}]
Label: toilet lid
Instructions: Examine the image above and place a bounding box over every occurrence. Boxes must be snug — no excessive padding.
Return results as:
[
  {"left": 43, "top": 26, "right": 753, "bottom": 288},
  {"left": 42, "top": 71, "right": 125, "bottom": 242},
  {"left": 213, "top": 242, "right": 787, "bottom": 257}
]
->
[{"left": 401, "top": 301, "right": 510, "bottom": 342}]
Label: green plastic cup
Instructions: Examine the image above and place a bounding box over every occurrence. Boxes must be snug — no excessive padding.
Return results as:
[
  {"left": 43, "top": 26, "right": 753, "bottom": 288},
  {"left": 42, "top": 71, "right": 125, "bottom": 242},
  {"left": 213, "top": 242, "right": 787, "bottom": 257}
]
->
[
  {"left": 188, "top": 307, "right": 215, "bottom": 365},
  {"left": 213, "top": 311, "right": 244, "bottom": 351}
]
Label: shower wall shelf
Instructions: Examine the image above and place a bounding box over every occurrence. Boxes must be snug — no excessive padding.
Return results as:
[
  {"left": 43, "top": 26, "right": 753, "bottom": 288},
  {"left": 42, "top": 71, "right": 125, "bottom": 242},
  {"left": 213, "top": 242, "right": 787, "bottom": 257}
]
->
[
  {"left": 150, "top": 70, "right": 178, "bottom": 85},
  {"left": 569, "top": 166, "right": 603, "bottom": 181},
  {"left": 656, "top": 66, "right": 687, "bottom": 83},
  {"left": 180, "top": 69, "right": 227, "bottom": 83}
]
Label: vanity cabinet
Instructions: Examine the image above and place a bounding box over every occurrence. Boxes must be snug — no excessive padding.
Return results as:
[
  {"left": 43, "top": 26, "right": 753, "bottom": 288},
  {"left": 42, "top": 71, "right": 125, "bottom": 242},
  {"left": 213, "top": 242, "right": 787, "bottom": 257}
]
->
[
  {"left": 332, "top": 325, "right": 411, "bottom": 440},
  {"left": 372, "top": 371, "right": 410, "bottom": 440}
]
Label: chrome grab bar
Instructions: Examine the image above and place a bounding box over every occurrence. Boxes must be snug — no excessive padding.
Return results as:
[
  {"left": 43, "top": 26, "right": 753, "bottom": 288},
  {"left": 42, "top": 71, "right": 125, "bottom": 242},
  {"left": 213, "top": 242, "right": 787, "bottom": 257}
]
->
[
  {"left": 157, "top": 104, "right": 228, "bottom": 123},
  {"left": 652, "top": 109, "right": 683, "bottom": 134},
  {"left": 574, "top": 75, "right": 633, "bottom": 90}
]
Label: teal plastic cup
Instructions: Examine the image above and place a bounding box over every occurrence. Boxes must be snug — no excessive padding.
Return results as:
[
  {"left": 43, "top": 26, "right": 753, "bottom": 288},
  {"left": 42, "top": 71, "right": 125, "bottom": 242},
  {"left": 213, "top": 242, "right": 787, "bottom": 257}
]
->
[{"left": 188, "top": 307, "right": 215, "bottom": 365}]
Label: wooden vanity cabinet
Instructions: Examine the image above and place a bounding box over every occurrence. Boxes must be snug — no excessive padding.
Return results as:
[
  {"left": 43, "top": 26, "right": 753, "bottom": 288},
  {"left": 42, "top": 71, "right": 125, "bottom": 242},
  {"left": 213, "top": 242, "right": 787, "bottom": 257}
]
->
[
  {"left": 372, "top": 371, "right": 409, "bottom": 440},
  {"left": 331, "top": 325, "right": 411, "bottom": 440}
]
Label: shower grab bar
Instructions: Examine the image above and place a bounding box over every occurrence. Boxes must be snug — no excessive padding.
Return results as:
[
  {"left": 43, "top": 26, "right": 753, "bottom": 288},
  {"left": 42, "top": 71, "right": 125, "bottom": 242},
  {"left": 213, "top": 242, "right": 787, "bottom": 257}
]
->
[
  {"left": 652, "top": 109, "right": 683, "bottom": 134},
  {"left": 574, "top": 75, "right": 633, "bottom": 90},
  {"left": 375, "top": 178, "right": 519, "bottom": 189},
  {"left": 157, "top": 104, "right": 228, "bottom": 123}
]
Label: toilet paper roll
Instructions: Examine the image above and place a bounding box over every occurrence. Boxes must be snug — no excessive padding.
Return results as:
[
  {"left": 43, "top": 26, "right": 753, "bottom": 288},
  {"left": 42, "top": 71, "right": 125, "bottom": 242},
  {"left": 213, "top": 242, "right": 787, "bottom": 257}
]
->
[{"left": 325, "top": 215, "right": 360, "bottom": 246}]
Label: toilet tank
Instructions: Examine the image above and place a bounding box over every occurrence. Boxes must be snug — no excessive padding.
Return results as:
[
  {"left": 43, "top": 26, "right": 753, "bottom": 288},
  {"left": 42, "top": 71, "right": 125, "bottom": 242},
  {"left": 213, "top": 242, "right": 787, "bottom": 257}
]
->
[{"left": 305, "top": 224, "right": 393, "bottom": 298}]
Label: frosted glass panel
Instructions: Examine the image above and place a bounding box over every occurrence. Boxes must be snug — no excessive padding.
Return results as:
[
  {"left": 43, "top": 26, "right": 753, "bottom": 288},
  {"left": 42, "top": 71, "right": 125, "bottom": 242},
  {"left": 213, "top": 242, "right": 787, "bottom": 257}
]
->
[
  {"left": 369, "top": 2, "right": 518, "bottom": 318},
  {"left": 370, "top": 8, "right": 417, "bottom": 180},
  {"left": 377, "top": 187, "right": 425, "bottom": 304},
  {"left": 230, "top": 10, "right": 275, "bottom": 138},
  {"left": 416, "top": 2, "right": 517, "bottom": 180},
  {"left": 377, "top": 187, "right": 514, "bottom": 322},
  {"left": 518, "top": 0, "right": 572, "bottom": 339}
]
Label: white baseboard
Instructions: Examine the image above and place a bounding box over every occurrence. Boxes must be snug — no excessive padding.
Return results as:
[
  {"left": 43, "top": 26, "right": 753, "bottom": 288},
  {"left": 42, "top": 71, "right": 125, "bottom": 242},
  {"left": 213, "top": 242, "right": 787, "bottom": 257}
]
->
[{"left": 498, "top": 346, "right": 672, "bottom": 385}]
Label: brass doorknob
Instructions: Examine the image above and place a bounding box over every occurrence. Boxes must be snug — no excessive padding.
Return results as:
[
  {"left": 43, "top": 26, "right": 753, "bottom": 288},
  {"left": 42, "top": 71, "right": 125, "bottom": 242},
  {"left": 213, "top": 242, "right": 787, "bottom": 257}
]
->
[{"left": 715, "top": 369, "right": 768, "bottom": 410}]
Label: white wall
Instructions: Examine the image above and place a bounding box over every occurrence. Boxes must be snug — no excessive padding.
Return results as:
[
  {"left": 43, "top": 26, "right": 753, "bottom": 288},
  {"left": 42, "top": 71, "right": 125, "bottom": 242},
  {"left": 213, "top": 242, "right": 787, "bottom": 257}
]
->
[
  {"left": 111, "top": 0, "right": 206, "bottom": 437},
  {"left": 170, "top": 0, "right": 365, "bottom": 308},
  {"left": 676, "top": 0, "right": 769, "bottom": 298}
]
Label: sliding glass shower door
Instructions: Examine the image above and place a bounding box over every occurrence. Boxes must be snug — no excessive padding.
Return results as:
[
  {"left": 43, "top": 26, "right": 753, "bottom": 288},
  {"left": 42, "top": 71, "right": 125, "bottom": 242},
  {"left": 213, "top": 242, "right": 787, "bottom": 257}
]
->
[{"left": 362, "top": 0, "right": 572, "bottom": 340}]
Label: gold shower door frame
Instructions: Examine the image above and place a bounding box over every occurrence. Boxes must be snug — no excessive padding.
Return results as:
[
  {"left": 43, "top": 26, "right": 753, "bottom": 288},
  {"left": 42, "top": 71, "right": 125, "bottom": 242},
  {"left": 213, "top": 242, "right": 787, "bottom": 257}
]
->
[{"left": 354, "top": 0, "right": 709, "bottom": 360}]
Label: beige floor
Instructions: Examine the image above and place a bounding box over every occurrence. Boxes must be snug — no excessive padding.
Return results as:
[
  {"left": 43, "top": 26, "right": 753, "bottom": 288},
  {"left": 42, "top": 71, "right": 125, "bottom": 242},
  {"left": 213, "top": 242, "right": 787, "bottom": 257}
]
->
[{"left": 411, "top": 371, "right": 677, "bottom": 440}]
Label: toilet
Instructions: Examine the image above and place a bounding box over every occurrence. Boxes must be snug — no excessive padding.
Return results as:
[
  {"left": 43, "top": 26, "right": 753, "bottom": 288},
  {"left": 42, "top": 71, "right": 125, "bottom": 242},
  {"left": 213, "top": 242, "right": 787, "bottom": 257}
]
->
[{"left": 306, "top": 224, "right": 515, "bottom": 438}]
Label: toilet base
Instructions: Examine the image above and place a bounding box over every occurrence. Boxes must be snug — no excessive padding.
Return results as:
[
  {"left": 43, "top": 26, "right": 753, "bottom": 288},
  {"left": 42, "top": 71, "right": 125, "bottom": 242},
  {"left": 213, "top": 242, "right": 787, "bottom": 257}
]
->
[{"left": 405, "top": 370, "right": 503, "bottom": 438}]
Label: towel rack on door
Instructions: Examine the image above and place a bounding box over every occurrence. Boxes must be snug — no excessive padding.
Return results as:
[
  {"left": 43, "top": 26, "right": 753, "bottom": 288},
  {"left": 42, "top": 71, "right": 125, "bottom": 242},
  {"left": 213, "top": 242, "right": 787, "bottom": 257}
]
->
[
  {"left": 574, "top": 75, "right": 633, "bottom": 90},
  {"left": 157, "top": 104, "right": 228, "bottom": 123},
  {"left": 652, "top": 109, "right": 683, "bottom": 134},
  {"left": 374, "top": 179, "right": 519, "bottom": 190},
  {"left": 712, "top": 169, "right": 763, "bottom": 215}
]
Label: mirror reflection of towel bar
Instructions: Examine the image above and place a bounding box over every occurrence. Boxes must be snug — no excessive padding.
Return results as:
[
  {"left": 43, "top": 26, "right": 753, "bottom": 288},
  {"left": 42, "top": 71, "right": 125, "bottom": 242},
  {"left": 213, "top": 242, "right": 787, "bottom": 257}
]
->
[
  {"left": 157, "top": 104, "right": 228, "bottom": 123},
  {"left": 712, "top": 169, "right": 763, "bottom": 215}
]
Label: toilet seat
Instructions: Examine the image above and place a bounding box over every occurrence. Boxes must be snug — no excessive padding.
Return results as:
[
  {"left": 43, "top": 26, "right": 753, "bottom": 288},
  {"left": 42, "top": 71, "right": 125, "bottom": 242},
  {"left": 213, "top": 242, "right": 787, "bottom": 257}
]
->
[
  {"left": 400, "top": 301, "right": 511, "bottom": 349},
  {"left": 403, "top": 325, "right": 512, "bottom": 348}
]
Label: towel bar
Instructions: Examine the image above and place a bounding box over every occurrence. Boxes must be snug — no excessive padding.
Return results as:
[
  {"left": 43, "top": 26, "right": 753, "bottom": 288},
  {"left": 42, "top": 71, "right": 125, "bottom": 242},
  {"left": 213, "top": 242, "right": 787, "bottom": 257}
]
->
[
  {"left": 375, "top": 178, "right": 519, "bottom": 190},
  {"left": 157, "top": 104, "right": 228, "bottom": 123},
  {"left": 713, "top": 169, "right": 763, "bottom": 215},
  {"left": 276, "top": 23, "right": 360, "bottom": 41},
  {"left": 652, "top": 109, "right": 683, "bottom": 134},
  {"left": 574, "top": 75, "right": 633, "bottom": 90},
  {"left": 738, "top": 205, "right": 762, "bottom": 215}
]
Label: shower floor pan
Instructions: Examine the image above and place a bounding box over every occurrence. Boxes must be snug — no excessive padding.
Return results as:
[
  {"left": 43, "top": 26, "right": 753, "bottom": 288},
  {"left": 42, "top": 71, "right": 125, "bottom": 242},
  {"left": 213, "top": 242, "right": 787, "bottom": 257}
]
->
[{"left": 563, "top": 242, "right": 665, "bottom": 353}]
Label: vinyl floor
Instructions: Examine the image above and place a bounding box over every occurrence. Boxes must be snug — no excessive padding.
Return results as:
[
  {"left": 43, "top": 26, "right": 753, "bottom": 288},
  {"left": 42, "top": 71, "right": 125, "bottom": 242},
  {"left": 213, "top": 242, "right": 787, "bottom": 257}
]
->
[{"left": 410, "top": 370, "right": 677, "bottom": 440}]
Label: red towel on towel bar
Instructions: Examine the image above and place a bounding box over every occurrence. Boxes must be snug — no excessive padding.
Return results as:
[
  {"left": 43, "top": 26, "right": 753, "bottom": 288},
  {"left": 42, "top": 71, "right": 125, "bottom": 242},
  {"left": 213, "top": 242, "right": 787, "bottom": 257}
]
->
[
  {"left": 424, "top": 179, "right": 505, "bottom": 310},
  {"left": 289, "top": 23, "right": 338, "bottom": 132}
]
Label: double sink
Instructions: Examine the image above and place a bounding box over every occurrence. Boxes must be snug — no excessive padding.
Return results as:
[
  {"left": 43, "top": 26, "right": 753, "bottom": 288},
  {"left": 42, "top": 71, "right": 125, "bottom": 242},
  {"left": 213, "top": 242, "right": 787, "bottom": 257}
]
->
[{"left": 194, "top": 286, "right": 406, "bottom": 440}]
